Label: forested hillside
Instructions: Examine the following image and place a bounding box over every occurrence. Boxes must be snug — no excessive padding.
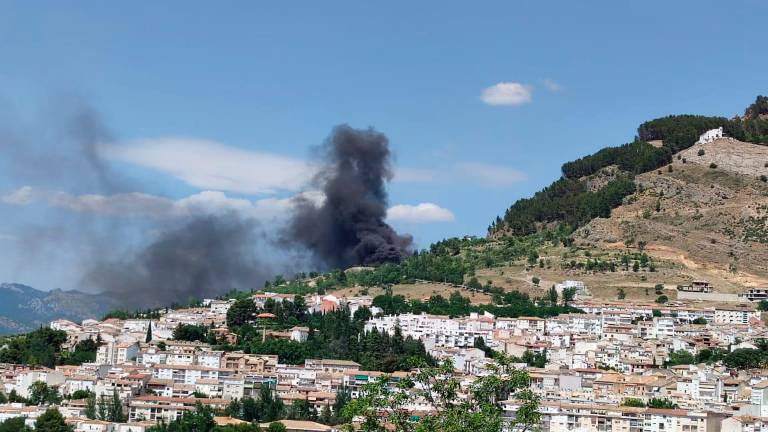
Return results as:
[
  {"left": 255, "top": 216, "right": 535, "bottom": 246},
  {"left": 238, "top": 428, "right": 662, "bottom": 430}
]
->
[{"left": 489, "top": 95, "right": 768, "bottom": 237}]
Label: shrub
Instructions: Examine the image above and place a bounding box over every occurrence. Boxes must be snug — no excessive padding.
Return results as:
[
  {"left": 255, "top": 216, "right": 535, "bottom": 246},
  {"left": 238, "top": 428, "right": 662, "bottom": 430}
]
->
[
  {"left": 761, "top": 175, "right": 767, "bottom": 182},
  {"left": 709, "top": 163, "right": 718, "bottom": 169},
  {"left": 698, "top": 149, "right": 706, "bottom": 156}
]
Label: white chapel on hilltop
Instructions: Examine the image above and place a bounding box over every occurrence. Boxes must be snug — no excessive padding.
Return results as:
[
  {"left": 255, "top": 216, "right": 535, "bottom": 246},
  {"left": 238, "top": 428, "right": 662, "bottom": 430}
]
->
[{"left": 697, "top": 126, "right": 724, "bottom": 144}]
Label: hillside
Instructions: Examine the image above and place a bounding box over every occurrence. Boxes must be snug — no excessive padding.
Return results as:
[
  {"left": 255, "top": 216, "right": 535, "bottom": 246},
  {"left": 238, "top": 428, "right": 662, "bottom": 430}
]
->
[
  {"left": 577, "top": 137, "right": 768, "bottom": 292},
  {"left": 0, "top": 283, "right": 119, "bottom": 334},
  {"left": 487, "top": 96, "right": 768, "bottom": 297}
]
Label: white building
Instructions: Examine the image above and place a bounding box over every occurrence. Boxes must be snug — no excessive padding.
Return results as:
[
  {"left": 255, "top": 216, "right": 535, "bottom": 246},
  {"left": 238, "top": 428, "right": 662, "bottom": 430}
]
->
[
  {"left": 714, "top": 307, "right": 759, "bottom": 325},
  {"left": 96, "top": 341, "right": 140, "bottom": 365},
  {"left": 365, "top": 312, "right": 496, "bottom": 349},
  {"left": 698, "top": 126, "right": 724, "bottom": 144}
]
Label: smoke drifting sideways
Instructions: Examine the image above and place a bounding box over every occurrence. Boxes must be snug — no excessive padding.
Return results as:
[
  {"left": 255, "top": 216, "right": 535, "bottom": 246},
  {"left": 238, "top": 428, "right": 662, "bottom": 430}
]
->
[
  {"left": 286, "top": 125, "right": 413, "bottom": 269},
  {"left": 1, "top": 100, "right": 413, "bottom": 308},
  {"left": 0, "top": 99, "right": 278, "bottom": 308},
  {"left": 83, "top": 215, "right": 272, "bottom": 308}
]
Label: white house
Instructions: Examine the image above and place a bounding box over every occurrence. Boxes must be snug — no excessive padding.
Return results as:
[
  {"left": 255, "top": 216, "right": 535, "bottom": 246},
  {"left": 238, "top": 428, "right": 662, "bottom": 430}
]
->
[{"left": 698, "top": 127, "right": 723, "bottom": 144}]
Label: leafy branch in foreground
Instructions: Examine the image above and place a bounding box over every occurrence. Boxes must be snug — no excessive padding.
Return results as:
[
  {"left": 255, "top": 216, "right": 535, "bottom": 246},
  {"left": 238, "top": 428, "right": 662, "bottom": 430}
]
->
[{"left": 340, "top": 355, "right": 539, "bottom": 432}]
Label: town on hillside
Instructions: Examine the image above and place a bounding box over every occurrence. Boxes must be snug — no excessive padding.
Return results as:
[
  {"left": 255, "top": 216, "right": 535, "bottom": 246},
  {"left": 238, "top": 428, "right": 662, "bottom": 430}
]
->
[{"left": 1, "top": 274, "right": 768, "bottom": 432}]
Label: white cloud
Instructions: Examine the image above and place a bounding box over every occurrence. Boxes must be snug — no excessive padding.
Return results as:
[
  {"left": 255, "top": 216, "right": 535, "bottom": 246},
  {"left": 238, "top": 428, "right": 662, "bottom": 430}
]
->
[
  {"left": 1, "top": 186, "right": 36, "bottom": 205},
  {"left": 100, "top": 137, "right": 316, "bottom": 195},
  {"left": 1, "top": 186, "right": 319, "bottom": 222},
  {"left": 480, "top": 82, "right": 532, "bottom": 106},
  {"left": 455, "top": 162, "right": 527, "bottom": 186},
  {"left": 542, "top": 78, "right": 562, "bottom": 92},
  {"left": 387, "top": 203, "right": 455, "bottom": 223}
]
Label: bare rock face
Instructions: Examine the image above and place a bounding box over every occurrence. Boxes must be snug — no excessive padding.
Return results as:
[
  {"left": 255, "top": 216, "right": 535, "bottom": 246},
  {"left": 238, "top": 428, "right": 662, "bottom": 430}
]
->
[{"left": 577, "top": 138, "right": 768, "bottom": 292}]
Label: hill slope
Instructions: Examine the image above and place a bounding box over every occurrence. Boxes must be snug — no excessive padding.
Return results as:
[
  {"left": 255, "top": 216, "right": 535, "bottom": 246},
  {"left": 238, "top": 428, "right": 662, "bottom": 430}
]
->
[
  {"left": 576, "top": 137, "right": 768, "bottom": 292},
  {"left": 0, "top": 283, "right": 119, "bottom": 334},
  {"left": 488, "top": 96, "right": 768, "bottom": 295}
]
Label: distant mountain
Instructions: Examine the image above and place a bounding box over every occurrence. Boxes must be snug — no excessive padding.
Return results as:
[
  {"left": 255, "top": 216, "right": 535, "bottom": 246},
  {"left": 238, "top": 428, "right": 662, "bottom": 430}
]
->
[{"left": 0, "top": 283, "right": 120, "bottom": 335}]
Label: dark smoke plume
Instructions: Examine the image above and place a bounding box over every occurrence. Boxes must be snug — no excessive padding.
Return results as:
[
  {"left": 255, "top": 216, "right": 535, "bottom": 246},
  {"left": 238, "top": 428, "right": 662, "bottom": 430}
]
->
[
  {"left": 85, "top": 215, "right": 271, "bottom": 308},
  {"left": 287, "top": 125, "right": 412, "bottom": 268},
  {"left": 2, "top": 98, "right": 413, "bottom": 308}
]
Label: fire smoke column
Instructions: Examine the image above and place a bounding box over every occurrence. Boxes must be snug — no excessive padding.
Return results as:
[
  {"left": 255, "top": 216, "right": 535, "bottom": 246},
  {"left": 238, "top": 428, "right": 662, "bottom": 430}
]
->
[{"left": 288, "top": 125, "right": 412, "bottom": 268}]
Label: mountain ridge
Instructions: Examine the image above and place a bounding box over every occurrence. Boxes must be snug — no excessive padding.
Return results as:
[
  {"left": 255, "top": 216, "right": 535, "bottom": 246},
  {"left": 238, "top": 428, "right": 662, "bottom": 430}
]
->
[{"left": 0, "top": 282, "right": 119, "bottom": 334}]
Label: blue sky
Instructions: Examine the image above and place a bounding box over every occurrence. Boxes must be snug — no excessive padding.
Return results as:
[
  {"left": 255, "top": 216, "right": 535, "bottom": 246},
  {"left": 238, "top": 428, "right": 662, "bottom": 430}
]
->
[{"left": 0, "top": 1, "right": 766, "bottom": 290}]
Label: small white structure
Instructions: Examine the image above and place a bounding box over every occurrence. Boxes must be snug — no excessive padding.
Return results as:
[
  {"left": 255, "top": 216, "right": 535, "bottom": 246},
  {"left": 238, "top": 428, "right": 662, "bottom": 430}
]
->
[
  {"left": 555, "top": 280, "right": 591, "bottom": 299},
  {"left": 698, "top": 127, "right": 723, "bottom": 144}
]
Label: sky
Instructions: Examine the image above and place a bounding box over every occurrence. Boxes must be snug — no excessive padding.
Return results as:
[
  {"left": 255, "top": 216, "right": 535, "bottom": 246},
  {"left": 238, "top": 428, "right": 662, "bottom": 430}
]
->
[{"left": 0, "top": 1, "right": 766, "bottom": 291}]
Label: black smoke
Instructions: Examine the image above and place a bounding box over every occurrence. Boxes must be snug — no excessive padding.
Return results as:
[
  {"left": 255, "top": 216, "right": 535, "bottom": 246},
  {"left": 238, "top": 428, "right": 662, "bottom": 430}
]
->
[
  {"left": 85, "top": 215, "right": 271, "bottom": 308},
  {"left": 286, "top": 125, "right": 412, "bottom": 268}
]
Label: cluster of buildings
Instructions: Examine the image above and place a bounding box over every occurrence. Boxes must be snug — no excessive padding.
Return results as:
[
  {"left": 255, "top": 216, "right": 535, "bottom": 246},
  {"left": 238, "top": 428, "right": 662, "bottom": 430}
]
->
[{"left": 2, "top": 286, "right": 768, "bottom": 431}]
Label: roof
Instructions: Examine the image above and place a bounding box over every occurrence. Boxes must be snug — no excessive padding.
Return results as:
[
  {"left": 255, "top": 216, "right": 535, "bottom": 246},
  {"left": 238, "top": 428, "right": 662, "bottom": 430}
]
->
[
  {"left": 259, "top": 420, "right": 332, "bottom": 431},
  {"left": 214, "top": 416, "right": 248, "bottom": 426}
]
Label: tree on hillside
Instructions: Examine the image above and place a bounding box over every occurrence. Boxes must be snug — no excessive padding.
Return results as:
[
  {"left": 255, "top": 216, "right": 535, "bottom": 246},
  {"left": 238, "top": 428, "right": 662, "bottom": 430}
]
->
[
  {"left": 547, "top": 286, "right": 558, "bottom": 305},
  {"left": 227, "top": 298, "right": 257, "bottom": 327},
  {"left": 0, "top": 417, "right": 31, "bottom": 432},
  {"left": 562, "top": 287, "right": 576, "bottom": 306},
  {"left": 341, "top": 355, "right": 539, "bottom": 432},
  {"left": 266, "top": 423, "right": 288, "bottom": 432},
  {"left": 146, "top": 322, "right": 152, "bottom": 343},
  {"left": 85, "top": 392, "right": 97, "bottom": 420},
  {"left": 34, "top": 408, "right": 73, "bottom": 432}
]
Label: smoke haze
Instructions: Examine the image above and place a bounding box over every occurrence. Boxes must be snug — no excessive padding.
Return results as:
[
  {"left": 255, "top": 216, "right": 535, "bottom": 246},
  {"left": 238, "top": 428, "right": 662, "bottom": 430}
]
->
[
  {"left": 85, "top": 215, "right": 272, "bottom": 308},
  {"left": 1, "top": 100, "right": 412, "bottom": 307}
]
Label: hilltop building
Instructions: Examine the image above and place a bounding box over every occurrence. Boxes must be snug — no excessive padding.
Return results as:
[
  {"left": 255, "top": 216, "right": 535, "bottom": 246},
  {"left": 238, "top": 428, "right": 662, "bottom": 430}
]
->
[{"left": 698, "top": 127, "right": 724, "bottom": 144}]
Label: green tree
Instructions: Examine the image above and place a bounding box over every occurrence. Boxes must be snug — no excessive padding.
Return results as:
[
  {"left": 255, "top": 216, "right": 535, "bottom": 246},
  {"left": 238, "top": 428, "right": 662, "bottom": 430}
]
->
[
  {"left": 242, "top": 397, "right": 258, "bottom": 422},
  {"left": 28, "top": 382, "right": 60, "bottom": 406},
  {"left": 666, "top": 350, "right": 695, "bottom": 367},
  {"left": 319, "top": 404, "right": 333, "bottom": 425},
  {"left": 266, "top": 423, "right": 287, "bottom": 432},
  {"left": 0, "top": 417, "right": 31, "bottom": 432},
  {"left": 547, "top": 286, "right": 558, "bottom": 305},
  {"left": 85, "top": 393, "right": 97, "bottom": 420},
  {"left": 647, "top": 398, "right": 678, "bottom": 409},
  {"left": 341, "top": 355, "right": 538, "bottom": 432},
  {"left": 108, "top": 388, "right": 126, "bottom": 422},
  {"left": 621, "top": 398, "right": 646, "bottom": 407},
  {"left": 724, "top": 348, "right": 764, "bottom": 369},
  {"left": 34, "top": 408, "right": 73, "bottom": 432},
  {"left": 97, "top": 395, "right": 109, "bottom": 420},
  {"left": 656, "top": 295, "right": 668, "bottom": 304},
  {"left": 467, "top": 277, "right": 482, "bottom": 290},
  {"left": 173, "top": 324, "right": 209, "bottom": 342},
  {"left": 561, "top": 287, "right": 576, "bottom": 306},
  {"left": 287, "top": 399, "right": 313, "bottom": 420},
  {"left": 227, "top": 298, "right": 258, "bottom": 327},
  {"left": 333, "top": 386, "right": 351, "bottom": 424},
  {"left": 617, "top": 288, "right": 626, "bottom": 300},
  {"left": 146, "top": 323, "right": 153, "bottom": 343}
]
